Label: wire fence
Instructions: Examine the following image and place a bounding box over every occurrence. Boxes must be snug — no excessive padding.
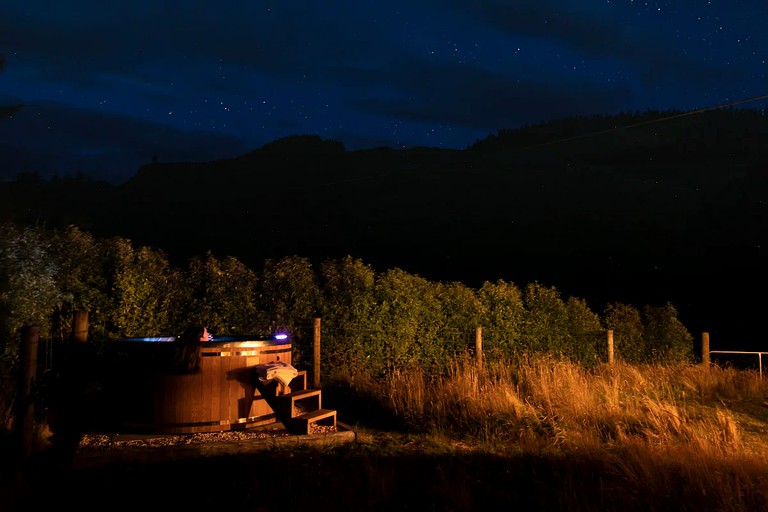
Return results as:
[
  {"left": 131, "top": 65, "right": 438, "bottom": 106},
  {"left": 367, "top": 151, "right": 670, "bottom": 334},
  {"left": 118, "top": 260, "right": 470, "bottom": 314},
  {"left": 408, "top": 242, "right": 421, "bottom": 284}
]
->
[{"left": 709, "top": 350, "right": 768, "bottom": 377}]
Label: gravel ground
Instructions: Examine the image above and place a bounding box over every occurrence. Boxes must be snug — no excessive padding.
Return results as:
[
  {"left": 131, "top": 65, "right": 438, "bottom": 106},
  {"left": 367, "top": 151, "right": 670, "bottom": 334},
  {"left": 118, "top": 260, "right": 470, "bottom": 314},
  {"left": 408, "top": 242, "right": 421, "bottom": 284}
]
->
[
  {"left": 77, "top": 423, "right": 338, "bottom": 451},
  {"left": 79, "top": 429, "right": 289, "bottom": 450}
]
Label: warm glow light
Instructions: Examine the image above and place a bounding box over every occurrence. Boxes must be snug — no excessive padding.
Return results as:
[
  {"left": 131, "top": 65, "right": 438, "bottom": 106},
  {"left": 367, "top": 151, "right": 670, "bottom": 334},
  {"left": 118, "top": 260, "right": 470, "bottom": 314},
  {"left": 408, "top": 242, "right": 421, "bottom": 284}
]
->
[{"left": 227, "top": 340, "right": 267, "bottom": 348}]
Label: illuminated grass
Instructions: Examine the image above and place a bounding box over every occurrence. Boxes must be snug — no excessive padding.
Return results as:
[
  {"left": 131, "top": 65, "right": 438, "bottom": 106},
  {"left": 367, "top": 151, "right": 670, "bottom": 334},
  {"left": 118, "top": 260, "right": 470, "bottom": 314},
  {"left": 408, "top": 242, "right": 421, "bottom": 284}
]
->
[{"left": 324, "top": 353, "right": 768, "bottom": 510}]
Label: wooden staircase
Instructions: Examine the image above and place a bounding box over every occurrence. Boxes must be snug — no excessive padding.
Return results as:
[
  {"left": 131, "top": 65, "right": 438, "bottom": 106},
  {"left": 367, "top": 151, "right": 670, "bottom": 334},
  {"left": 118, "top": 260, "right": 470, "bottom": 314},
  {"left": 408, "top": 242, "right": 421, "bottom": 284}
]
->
[{"left": 254, "top": 370, "right": 337, "bottom": 435}]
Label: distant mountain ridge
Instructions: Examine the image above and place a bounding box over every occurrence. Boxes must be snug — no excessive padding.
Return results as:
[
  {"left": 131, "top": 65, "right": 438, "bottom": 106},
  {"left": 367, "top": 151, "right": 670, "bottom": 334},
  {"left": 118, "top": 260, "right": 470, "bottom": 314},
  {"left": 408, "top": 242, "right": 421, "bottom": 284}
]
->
[
  {"left": 0, "top": 100, "right": 249, "bottom": 183},
  {"left": 1, "top": 109, "right": 766, "bottom": 346}
]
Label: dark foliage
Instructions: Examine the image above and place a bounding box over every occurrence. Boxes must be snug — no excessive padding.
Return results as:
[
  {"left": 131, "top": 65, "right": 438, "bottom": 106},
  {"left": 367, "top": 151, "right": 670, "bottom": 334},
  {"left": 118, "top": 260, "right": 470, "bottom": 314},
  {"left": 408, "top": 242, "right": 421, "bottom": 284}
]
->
[{"left": 1, "top": 110, "right": 765, "bottom": 344}]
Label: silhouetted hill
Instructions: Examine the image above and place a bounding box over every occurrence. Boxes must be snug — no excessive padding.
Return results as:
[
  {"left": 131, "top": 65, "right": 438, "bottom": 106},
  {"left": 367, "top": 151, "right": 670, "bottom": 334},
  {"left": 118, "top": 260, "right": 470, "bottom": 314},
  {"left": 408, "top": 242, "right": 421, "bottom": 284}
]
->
[
  {"left": 0, "top": 100, "right": 249, "bottom": 183},
  {"left": 1, "top": 110, "right": 766, "bottom": 348}
]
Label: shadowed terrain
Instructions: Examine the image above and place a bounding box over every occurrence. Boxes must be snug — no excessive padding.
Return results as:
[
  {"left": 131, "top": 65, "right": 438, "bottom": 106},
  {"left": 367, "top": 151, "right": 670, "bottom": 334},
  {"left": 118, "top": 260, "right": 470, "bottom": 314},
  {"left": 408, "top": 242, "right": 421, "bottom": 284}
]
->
[{"left": 1, "top": 109, "right": 766, "bottom": 347}]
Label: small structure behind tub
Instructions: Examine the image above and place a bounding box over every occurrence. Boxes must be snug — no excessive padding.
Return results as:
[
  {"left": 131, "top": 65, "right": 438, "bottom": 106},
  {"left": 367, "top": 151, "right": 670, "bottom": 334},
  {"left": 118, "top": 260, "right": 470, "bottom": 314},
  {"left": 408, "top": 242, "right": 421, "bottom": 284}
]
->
[{"left": 107, "top": 333, "right": 303, "bottom": 434}]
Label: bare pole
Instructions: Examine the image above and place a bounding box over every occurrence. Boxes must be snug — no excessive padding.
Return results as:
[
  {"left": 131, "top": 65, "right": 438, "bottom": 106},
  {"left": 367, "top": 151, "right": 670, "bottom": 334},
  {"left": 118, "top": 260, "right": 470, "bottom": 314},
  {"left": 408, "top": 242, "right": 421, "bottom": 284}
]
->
[
  {"left": 701, "top": 332, "right": 710, "bottom": 366},
  {"left": 17, "top": 325, "right": 40, "bottom": 457},
  {"left": 607, "top": 329, "right": 614, "bottom": 365},
  {"left": 475, "top": 326, "right": 483, "bottom": 369},
  {"left": 313, "top": 318, "right": 321, "bottom": 388},
  {"left": 72, "top": 310, "right": 89, "bottom": 343}
]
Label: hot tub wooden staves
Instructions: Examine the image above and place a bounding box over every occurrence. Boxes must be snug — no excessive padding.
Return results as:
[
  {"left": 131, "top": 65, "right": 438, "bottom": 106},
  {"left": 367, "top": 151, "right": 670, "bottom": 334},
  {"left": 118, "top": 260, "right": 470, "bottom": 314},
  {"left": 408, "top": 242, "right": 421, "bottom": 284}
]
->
[{"left": 106, "top": 335, "right": 296, "bottom": 434}]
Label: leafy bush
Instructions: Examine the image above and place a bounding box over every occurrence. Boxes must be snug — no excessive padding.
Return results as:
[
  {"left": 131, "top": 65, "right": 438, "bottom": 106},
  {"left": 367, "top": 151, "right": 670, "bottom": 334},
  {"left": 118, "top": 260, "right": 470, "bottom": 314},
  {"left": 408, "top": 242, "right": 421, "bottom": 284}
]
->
[{"left": 0, "top": 222, "right": 697, "bottom": 431}]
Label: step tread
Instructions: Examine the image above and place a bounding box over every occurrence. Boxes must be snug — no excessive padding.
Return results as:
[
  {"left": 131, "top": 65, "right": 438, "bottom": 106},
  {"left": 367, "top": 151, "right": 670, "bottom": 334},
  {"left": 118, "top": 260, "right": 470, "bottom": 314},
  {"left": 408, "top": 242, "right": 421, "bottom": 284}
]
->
[
  {"left": 290, "top": 409, "right": 337, "bottom": 434},
  {"left": 286, "top": 371, "right": 307, "bottom": 392},
  {"left": 278, "top": 388, "right": 321, "bottom": 401},
  {"left": 294, "top": 408, "right": 336, "bottom": 422}
]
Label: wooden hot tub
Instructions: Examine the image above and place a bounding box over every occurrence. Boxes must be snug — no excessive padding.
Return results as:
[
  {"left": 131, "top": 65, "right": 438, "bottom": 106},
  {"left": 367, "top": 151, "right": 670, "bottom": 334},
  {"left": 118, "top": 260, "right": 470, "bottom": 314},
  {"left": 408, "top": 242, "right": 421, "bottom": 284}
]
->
[{"left": 104, "top": 334, "right": 293, "bottom": 434}]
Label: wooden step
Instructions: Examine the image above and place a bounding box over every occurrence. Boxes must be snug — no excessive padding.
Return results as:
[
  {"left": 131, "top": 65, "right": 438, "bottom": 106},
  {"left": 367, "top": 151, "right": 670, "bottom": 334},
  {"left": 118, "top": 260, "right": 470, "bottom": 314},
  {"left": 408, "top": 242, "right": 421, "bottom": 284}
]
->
[
  {"left": 289, "top": 408, "right": 337, "bottom": 435},
  {"left": 275, "top": 388, "right": 321, "bottom": 418},
  {"left": 265, "top": 369, "right": 307, "bottom": 395},
  {"left": 286, "top": 370, "right": 307, "bottom": 393}
]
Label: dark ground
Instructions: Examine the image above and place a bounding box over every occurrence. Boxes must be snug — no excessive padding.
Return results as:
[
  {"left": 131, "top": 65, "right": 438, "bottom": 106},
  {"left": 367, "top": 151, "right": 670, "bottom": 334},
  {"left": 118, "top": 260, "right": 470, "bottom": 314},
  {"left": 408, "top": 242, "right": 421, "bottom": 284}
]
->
[{"left": 0, "top": 427, "right": 714, "bottom": 512}]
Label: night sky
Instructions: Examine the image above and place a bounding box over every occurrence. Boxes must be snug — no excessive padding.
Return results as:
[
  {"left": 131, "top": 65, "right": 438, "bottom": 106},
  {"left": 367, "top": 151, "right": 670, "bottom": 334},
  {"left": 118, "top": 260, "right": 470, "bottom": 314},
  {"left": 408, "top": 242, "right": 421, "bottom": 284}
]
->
[{"left": 2, "top": 1, "right": 767, "bottom": 183}]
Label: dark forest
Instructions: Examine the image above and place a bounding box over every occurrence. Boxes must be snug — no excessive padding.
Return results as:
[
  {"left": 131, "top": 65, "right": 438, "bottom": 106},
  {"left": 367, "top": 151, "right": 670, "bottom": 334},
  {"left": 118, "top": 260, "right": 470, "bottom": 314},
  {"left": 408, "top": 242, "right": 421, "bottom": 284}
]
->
[{"left": 2, "top": 108, "right": 766, "bottom": 348}]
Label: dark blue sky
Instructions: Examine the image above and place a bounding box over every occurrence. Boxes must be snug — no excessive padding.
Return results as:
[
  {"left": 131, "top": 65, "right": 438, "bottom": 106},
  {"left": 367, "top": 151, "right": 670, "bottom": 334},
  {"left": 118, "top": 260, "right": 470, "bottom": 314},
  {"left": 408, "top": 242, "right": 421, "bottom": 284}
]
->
[{"left": 2, "top": 1, "right": 767, "bottom": 183}]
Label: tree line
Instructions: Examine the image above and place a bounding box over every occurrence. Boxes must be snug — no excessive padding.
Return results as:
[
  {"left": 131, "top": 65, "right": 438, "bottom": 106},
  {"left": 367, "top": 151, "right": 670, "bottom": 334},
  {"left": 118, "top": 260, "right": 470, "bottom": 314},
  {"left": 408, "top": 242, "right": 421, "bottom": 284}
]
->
[{"left": 1, "top": 221, "right": 693, "bottom": 379}]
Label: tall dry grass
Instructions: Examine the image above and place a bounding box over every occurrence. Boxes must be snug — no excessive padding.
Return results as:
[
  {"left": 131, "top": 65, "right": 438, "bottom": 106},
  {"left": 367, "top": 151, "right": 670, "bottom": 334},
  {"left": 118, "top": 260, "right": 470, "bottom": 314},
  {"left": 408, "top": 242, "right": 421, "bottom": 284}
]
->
[
  {"left": 329, "top": 353, "right": 768, "bottom": 509},
  {"left": 371, "top": 354, "right": 766, "bottom": 452}
]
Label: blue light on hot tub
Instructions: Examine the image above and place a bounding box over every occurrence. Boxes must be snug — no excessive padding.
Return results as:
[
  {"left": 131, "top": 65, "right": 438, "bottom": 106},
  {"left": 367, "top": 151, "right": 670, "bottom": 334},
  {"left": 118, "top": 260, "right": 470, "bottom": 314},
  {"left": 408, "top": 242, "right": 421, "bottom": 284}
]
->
[
  {"left": 119, "top": 336, "right": 176, "bottom": 343},
  {"left": 117, "top": 333, "right": 289, "bottom": 344}
]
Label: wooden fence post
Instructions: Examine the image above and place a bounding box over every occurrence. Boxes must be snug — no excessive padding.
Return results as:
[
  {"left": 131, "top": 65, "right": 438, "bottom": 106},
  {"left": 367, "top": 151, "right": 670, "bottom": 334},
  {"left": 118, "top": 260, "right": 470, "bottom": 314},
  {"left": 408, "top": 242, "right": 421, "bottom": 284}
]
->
[
  {"left": 701, "top": 332, "right": 710, "bottom": 366},
  {"left": 313, "top": 317, "right": 321, "bottom": 388},
  {"left": 17, "top": 325, "right": 40, "bottom": 457},
  {"left": 475, "top": 326, "right": 483, "bottom": 369},
  {"left": 72, "top": 309, "right": 89, "bottom": 343},
  {"left": 607, "top": 329, "right": 614, "bottom": 365}
]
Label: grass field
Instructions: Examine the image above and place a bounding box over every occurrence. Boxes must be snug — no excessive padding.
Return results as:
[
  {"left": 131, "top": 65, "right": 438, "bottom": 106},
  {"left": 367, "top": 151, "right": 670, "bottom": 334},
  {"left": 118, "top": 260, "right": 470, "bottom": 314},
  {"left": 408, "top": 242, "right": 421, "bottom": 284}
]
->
[{"left": 3, "top": 354, "right": 768, "bottom": 511}]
